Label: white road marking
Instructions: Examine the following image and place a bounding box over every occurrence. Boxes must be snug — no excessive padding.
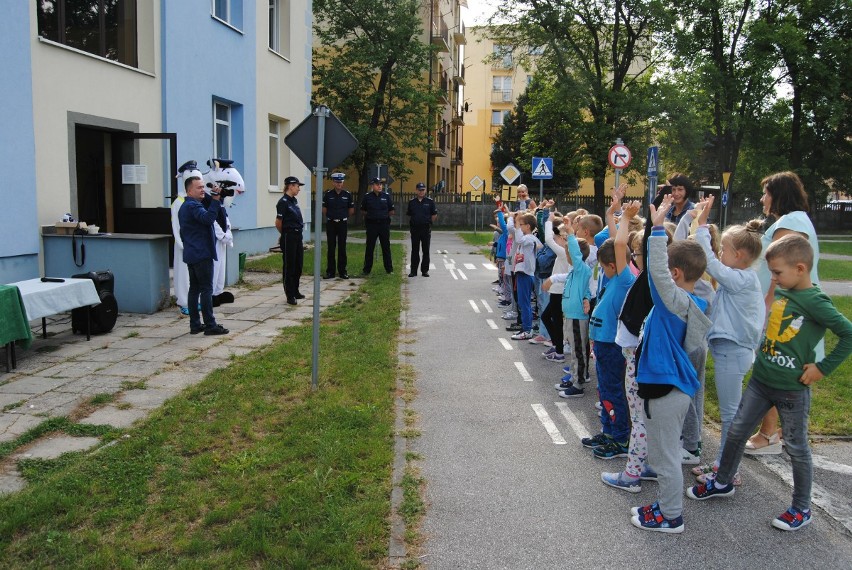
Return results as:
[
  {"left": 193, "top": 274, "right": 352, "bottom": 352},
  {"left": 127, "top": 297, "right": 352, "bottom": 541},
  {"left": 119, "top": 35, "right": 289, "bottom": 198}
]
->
[
  {"left": 813, "top": 454, "right": 852, "bottom": 476},
  {"left": 449, "top": 258, "right": 456, "bottom": 264},
  {"left": 514, "top": 362, "right": 534, "bottom": 382},
  {"left": 554, "top": 402, "right": 592, "bottom": 440},
  {"left": 449, "top": 268, "right": 458, "bottom": 280},
  {"left": 464, "top": 263, "right": 476, "bottom": 269},
  {"left": 468, "top": 300, "right": 480, "bottom": 313},
  {"left": 458, "top": 270, "right": 468, "bottom": 280},
  {"left": 498, "top": 338, "right": 513, "bottom": 350},
  {"left": 444, "top": 263, "right": 456, "bottom": 269},
  {"left": 430, "top": 263, "right": 436, "bottom": 270},
  {"left": 486, "top": 319, "right": 498, "bottom": 329},
  {"left": 532, "top": 404, "right": 567, "bottom": 445},
  {"left": 759, "top": 455, "right": 852, "bottom": 534},
  {"left": 483, "top": 263, "right": 497, "bottom": 270},
  {"left": 480, "top": 300, "right": 493, "bottom": 313}
]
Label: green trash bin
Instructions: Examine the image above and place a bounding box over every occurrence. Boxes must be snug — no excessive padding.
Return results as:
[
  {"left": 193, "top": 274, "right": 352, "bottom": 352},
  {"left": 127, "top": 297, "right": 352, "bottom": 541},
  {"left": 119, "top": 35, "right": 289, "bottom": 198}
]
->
[{"left": 238, "top": 252, "right": 247, "bottom": 279}]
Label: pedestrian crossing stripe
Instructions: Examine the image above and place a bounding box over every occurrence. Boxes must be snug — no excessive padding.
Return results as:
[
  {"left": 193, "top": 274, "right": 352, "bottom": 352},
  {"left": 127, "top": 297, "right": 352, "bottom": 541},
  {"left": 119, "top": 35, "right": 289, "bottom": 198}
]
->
[{"left": 532, "top": 158, "right": 552, "bottom": 178}]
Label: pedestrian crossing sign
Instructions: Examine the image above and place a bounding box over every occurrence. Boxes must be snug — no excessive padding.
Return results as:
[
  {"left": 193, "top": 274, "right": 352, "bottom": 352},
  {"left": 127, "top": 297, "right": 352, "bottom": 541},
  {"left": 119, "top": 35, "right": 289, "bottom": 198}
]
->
[{"left": 531, "top": 157, "right": 553, "bottom": 180}]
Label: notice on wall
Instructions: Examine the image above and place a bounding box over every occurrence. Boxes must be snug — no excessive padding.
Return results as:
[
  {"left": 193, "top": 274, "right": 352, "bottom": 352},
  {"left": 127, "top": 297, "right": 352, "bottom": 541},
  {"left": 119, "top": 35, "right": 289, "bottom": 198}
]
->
[{"left": 121, "top": 164, "right": 148, "bottom": 185}]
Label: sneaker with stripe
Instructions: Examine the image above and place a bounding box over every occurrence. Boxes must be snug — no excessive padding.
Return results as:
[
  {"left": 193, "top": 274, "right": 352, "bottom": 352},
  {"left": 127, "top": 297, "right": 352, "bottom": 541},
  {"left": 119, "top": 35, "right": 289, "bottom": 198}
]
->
[{"left": 771, "top": 506, "right": 812, "bottom": 531}]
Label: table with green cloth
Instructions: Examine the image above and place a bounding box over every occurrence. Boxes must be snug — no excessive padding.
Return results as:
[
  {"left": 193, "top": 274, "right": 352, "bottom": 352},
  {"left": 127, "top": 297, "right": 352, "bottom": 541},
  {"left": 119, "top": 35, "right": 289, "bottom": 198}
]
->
[{"left": 1, "top": 284, "right": 33, "bottom": 372}]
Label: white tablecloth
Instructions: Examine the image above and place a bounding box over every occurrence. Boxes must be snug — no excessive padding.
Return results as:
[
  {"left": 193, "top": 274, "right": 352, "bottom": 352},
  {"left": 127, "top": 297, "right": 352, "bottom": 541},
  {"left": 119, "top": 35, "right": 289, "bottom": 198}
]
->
[{"left": 8, "top": 278, "right": 100, "bottom": 321}]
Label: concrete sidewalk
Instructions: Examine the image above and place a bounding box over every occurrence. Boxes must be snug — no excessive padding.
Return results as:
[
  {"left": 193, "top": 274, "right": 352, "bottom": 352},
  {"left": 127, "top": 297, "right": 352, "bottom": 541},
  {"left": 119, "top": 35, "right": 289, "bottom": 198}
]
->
[{"left": 0, "top": 271, "right": 361, "bottom": 493}]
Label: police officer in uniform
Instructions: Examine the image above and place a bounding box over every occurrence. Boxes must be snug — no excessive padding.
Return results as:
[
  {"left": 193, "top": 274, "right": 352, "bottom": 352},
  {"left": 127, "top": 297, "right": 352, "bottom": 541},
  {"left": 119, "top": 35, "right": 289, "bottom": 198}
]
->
[
  {"left": 275, "top": 176, "right": 305, "bottom": 305},
  {"left": 322, "top": 172, "right": 354, "bottom": 279},
  {"left": 361, "top": 177, "right": 395, "bottom": 275},
  {"left": 407, "top": 182, "right": 438, "bottom": 277}
]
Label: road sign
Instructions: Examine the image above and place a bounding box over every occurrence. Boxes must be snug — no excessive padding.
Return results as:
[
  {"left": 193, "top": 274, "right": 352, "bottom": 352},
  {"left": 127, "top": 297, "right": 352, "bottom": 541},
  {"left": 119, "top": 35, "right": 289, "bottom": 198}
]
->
[
  {"left": 500, "top": 163, "right": 521, "bottom": 185},
  {"left": 608, "top": 144, "right": 632, "bottom": 169},
  {"left": 469, "top": 175, "right": 484, "bottom": 190},
  {"left": 647, "top": 146, "right": 659, "bottom": 176},
  {"left": 285, "top": 109, "right": 358, "bottom": 170},
  {"left": 531, "top": 157, "right": 553, "bottom": 180},
  {"left": 722, "top": 191, "right": 729, "bottom": 207},
  {"left": 722, "top": 171, "right": 732, "bottom": 192}
]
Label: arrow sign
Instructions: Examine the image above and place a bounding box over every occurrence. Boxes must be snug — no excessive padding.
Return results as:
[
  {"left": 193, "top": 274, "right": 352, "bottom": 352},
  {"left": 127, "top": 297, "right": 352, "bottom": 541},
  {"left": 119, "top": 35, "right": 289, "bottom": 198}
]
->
[
  {"left": 608, "top": 144, "right": 632, "bottom": 169},
  {"left": 647, "top": 146, "right": 659, "bottom": 176},
  {"left": 531, "top": 157, "right": 553, "bottom": 180}
]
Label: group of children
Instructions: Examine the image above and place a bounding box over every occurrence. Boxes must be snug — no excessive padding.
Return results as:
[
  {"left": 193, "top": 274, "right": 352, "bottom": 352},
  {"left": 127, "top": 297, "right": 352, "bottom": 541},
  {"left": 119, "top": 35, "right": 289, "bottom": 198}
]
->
[{"left": 489, "top": 184, "right": 852, "bottom": 534}]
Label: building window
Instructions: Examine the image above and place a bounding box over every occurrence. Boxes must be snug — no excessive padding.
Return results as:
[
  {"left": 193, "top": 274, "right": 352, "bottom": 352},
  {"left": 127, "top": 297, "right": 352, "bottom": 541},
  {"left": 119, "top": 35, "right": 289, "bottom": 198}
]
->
[
  {"left": 491, "top": 110, "right": 509, "bottom": 126},
  {"left": 492, "top": 76, "right": 513, "bottom": 102},
  {"left": 492, "top": 44, "right": 513, "bottom": 68},
  {"left": 269, "top": 119, "right": 280, "bottom": 188},
  {"left": 212, "top": 0, "right": 243, "bottom": 29},
  {"left": 214, "top": 102, "right": 231, "bottom": 159},
  {"left": 268, "top": 0, "right": 290, "bottom": 56},
  {"left": 213, "top": 0, "right": 229, "bottom": 21},
  {"left": 36, "top": 0, "right": 138, "bottom": 67}
]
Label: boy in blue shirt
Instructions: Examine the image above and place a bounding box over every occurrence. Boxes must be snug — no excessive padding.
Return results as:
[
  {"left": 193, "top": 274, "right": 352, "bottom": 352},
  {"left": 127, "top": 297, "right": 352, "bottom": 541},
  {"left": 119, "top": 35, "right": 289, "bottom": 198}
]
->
[
  {"left": 582, "top": 225, "right": 636, "bottom": 458},
  {"left": 630, "top": 195, "right": 711, "bottom": 533}
]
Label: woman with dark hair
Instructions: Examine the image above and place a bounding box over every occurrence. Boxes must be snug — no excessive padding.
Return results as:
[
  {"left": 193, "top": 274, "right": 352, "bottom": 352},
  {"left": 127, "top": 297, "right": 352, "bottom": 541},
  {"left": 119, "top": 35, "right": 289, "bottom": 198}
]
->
[
  {"left": 664, "top": 173, "right": 695, "bottom": 224},
  {"left": 746, "top": 171, "right": 821, "bottom": 454}
]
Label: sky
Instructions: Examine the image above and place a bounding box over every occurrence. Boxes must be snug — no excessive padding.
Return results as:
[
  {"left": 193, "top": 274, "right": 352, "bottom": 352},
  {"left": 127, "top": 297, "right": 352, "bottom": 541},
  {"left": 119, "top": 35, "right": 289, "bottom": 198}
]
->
[{"left": 462, "top": 0, "right": 499, "bottom": 26}]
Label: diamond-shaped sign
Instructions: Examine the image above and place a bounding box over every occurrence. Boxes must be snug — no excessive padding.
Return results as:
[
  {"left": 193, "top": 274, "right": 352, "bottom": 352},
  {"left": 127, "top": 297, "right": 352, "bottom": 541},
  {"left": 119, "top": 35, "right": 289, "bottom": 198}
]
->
[
  {"left": 285, "top": 108, "right": 358, "bottom": 170},
  {"left": 500, "top": 163, "right": 521, "bottom": 185},
  {"left": 469, "top": 175, "right": 483, "bottom": 190}
]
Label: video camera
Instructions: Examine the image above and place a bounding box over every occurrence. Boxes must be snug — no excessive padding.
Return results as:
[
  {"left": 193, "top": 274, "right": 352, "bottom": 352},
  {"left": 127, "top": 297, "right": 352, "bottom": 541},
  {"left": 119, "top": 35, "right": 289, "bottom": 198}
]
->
[{"left": 206, "top": 180, "right": 238, "bottom": 198}]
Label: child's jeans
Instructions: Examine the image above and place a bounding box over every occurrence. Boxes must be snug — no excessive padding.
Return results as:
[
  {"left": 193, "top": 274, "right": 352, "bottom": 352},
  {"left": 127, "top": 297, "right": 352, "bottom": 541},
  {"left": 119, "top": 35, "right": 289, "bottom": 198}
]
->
[
  {"left": 717, "top": 377, "right": 812, "bottom": 511},
  {"left": 593, "top": 341, "right": 628, "bottom": 442},
  {"left": 516, "top": 273, "right": 534, "bottom": 332},
  {"left": 709, "top": 338, "right": 755, "bottom": 466}
]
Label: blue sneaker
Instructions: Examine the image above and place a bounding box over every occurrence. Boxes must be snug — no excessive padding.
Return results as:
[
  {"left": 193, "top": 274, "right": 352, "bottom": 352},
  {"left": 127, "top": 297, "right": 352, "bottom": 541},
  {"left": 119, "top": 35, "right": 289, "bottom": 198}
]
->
[
  {"left": 631, "top": 504, "right": 684, "bottom": 534},
  {"left": 554, "top": 381, "right": 573, "bottom": 390},
  {"left": 594, "top": 440, "right": 629, "bottom": 459},
  {"left": 557, "top": 385, "right": 584, "bottom": 399},
  {"left": 561, "top": 372, "right": 573, "bottom": 383},
  {"left": 562, "top": 366, "right": 571, "bottom": 374},
  {"left": 771, "top": 507, "right": 812, "bottom": 531},
  {"left": 686, "top": 477, "right": 735, "bottom": 500},
  {"left": 631, "top": 501, "right": 658, "bottom": 517},
  {"left": 601, "top": 471, "right": 640, "bottom": 493},
  {"left": 639, "top": 465, "right": 658, "bottom": 481},
  {"left": 581, "top": 433, "right": 610, "bottom": 448},
  {"left": 179, "top": 306, "right": 189, "bottom": 315},
  {"left": 541, "top": 347, "right": 557, "bottom": 357}
]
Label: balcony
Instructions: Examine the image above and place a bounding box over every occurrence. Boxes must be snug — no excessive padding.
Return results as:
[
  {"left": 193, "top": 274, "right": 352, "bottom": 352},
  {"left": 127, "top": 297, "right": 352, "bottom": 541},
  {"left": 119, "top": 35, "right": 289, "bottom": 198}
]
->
[
  {"left": 453, "top": 63, "right": 466, "bottom": 86},
  {"left": 491, "top": 89, "right": 513, "bottom": 104},
  {"left": 491, "top": 56, "right": 513, "bottom": 70},
  {"left": 438, "top": 72, "right": 450, "bottom": 105},
  {"left": 451, "top": 147, "right": 464, "bottom": 166},
  {"left": 451, "top": 111, "right": 465, "bottom": 127},
  {"left": 454, "top": 21, "right": 466, "bottom": 45},
  {"left": 429, "top": 131, "right": 447, "bottom": 157},
  {"left": 431, "top": 22, "right": 450, "bottom": 53}
]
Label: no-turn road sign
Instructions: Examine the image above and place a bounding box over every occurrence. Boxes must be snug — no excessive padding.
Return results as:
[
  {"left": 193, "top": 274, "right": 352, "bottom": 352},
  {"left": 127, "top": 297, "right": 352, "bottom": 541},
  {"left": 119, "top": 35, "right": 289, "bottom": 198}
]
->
[{"left": 608, "top": 144, "right": 632, "bottom": 169}]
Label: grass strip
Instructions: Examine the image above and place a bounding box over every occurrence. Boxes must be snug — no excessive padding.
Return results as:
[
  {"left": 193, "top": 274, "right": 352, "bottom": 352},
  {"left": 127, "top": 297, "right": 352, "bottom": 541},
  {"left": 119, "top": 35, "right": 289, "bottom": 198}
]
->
[
  {"left": 819, "top": 241, "right": 852, "bottom": 256},
  {"left": 818, "top": 259, "right": 852, "bottom": 281},
  {"left": 0, "top": 246, "right": 404, "bottom": 568}
]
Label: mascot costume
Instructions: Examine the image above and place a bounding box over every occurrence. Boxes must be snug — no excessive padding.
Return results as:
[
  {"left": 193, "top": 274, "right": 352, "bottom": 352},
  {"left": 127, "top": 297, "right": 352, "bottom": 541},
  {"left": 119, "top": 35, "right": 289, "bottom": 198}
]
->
[
  {"left": 202, "top": 158, "right": 245, "bottom": 307},
  {"left": 173, "top": 161, "right": 204, "bottom": 315}
]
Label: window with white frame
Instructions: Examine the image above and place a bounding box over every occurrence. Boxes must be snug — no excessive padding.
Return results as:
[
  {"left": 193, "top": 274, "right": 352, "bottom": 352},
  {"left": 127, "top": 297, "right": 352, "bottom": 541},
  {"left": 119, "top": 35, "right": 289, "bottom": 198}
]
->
[
  {"left": 491, "top": 110, "right": 509, "bottom": 126},
  {"left": 492, "top": 76, "right": 512, "bottom": 102},
  {"left": 214, "top": 102, "right": 231, "bottom": 159},
  {"left": 268, "top": 0, "right": 290, "bottom": 55},
  {"left": 212, "top": 0, "right": 243, "bottom": 28},
  {"left": 269, "top": 119, "right": 280, "bottom": 189},
  {"left": 213, "top": 0, "right": 229, "bottom": 21}
]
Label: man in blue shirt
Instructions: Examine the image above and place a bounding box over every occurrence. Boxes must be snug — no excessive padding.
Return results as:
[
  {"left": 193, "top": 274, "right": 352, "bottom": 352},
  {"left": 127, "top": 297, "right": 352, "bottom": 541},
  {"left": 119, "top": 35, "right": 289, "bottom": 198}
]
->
[
  {"left": 406, "top": 182, "right": 438, "bottom": 277},
  {"left": 178, "top": 172, "right": 228, "bottom": 335},
  {"left": 361, "top": 177, "right": 395, "bottom": 275}
]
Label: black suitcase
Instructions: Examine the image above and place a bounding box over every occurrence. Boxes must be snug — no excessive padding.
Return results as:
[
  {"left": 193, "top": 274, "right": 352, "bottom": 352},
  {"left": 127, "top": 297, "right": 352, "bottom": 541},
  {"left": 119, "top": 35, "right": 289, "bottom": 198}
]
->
[{"left": 71, "top": 271, "right": 118, "bottom": 334}]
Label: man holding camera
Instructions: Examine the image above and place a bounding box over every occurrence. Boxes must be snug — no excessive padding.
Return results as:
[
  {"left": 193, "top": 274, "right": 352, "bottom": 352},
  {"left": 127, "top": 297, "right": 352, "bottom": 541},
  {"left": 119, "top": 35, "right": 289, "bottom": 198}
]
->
[
  {"left": 322, "top": 172, "right": 354, "bottom": 279},
  {"left": 276, "top": 176, "right": 306, "bottom": 305},
  {"left": 179, "top": 171, "right": 229, "bottom": 335}
]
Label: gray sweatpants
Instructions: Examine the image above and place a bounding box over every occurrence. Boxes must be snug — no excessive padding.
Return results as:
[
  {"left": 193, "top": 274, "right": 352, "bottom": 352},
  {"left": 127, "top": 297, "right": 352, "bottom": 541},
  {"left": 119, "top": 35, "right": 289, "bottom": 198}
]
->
[{"left": 644, "top": 388, "right": 692, "bottom": 520}]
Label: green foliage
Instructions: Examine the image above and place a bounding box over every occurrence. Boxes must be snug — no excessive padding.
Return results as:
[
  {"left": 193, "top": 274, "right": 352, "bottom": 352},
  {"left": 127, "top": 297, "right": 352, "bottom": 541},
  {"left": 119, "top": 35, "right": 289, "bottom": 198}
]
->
[{"left": 313, "top": 0, "right": 440, "bottom": 192}]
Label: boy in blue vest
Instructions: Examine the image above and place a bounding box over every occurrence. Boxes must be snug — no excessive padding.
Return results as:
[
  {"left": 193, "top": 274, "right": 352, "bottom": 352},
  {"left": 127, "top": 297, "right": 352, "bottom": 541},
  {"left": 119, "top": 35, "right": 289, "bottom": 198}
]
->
[{"left": 630, "top": 195, "right": 711, "bottom": 533}]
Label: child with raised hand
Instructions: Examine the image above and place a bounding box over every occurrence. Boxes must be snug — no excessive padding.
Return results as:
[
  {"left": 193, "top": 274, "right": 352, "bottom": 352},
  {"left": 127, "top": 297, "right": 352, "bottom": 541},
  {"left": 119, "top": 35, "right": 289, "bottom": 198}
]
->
[
  {"left": 601, "top": 199, "right": 657, "bottom": 489},
  {"left": 630, "top": 195, "right": 712, "bottom": 534},
  {"left": 689, "top": 195, "right": 765, "bottom": 486},
  {"left": 508, "top": 212, "right": 539, "bottom": 340},
  {"left": 687, "top": 234, "right": 852, "bottom": 531}
]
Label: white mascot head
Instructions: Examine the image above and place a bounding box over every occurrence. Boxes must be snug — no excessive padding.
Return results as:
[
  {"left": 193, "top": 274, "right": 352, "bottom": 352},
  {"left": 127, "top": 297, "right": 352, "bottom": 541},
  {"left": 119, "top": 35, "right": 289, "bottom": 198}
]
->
[
  {"left": 177, "top": 160, "right": 203, "bottom": 198},
  {"left": 203, "top": 158, "right": 246, "bottom": 209}
]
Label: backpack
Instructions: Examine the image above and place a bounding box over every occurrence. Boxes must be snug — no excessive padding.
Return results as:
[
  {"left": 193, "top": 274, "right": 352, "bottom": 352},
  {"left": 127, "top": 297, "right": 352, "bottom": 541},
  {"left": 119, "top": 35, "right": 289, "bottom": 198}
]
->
[{"left": 535, "top": 244, "right": 557, "bottom": 279}]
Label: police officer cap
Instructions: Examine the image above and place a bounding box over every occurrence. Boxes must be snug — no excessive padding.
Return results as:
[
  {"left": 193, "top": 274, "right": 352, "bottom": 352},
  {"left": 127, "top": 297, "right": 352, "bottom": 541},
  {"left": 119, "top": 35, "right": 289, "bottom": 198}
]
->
[
  {"left": 330, "top": 172, "right": 346, "bottom": 181},
  {"left": 369, "top": 177, "right": 383, "bottom": 184},
  {"left": 284, "top": 176, "right": 305, "bottom": 186},
  {"left": 416, "top": 182, "right": 426, "bottom": 190}
]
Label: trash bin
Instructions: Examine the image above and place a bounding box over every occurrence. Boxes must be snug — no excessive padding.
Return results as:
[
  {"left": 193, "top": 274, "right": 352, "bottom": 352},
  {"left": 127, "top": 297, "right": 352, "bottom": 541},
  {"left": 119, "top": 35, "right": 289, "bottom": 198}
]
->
[{"left": 238, "top": 252, "right": 247, "bottom": 279}]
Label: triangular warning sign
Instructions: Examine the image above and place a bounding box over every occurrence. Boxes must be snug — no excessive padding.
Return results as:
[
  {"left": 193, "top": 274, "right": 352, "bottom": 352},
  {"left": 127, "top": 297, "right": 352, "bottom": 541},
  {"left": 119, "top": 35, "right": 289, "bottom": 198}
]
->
[
  {"left": 533, "top": 159, "right": 552, "bottom": 177},
  {"left": 647, "top": 153, "right": 657, "bottom": 170}
]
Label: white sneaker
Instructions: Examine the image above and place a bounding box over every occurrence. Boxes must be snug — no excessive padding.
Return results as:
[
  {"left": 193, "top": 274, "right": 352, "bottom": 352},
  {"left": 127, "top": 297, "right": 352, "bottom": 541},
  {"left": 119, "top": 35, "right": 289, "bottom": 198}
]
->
[
  {"left": 528, "top": 334, "right": 547, "bottom": 344},
  {"left": 681, "top": 448, "right": 701, "bottom": 465},
  {"left": 501, "top": 311, "right": 518, "bottom": 320},
  {"left": 511, "top": 331, "right": 533, "bottom": 340}
]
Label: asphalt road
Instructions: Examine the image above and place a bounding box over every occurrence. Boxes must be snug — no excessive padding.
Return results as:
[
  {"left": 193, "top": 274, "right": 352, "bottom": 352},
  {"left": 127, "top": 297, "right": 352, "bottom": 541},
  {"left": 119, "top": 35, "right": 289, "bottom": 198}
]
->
[{"left": 407, "top": 231, "right": 852, "bottom": 569}]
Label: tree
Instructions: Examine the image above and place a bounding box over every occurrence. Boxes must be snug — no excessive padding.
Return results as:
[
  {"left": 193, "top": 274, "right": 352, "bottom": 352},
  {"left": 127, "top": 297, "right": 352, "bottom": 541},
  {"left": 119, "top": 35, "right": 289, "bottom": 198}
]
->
[
  {"left": 486, "top": 0, "right": 667, "bottom": 213},
  {"left": 313, "top": 0, "right": 440, "bottom": 194},
  {"left": 490, "top": 89, "right": 531, "bottom": 188}
]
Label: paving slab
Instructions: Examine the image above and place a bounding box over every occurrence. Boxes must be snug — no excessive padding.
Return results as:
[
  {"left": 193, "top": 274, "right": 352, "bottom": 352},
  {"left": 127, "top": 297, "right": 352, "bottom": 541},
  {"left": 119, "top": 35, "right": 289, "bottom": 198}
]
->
[
  {"left": 103, "top": 336, "right": 170, "bottom": 351},
  {"left": 0, "top": 468, "right": 26, "bottom": 495},
  {"left": 145, "top": 369, "right": 205, "bottom": 392},
  {"left": 119, "top": 388, "right": 178, "bottom": 410},
  {"left": 15, "top": 435, "right": 101, "bottom": 460},
  {"left": 22, "top": 392, "right": 84, "bottom": 416},
  {"left": 52, "top": 376, "right": 130, "bottom": 396},
  {"left": 83, "top": 347, "right": 145, "bottom": 363},
  {"left": 79, "top": 406, "right": 148, "bottom": 428},
  {"left": 36, "top": 360, "right": 105, "bottom": 379},
  {"left": 93, "top": 361, "right": 150, "bottom": 378},
  {"left": 0, "top": 414, "right": 44, "bottom": 442},
  {"left": 0, "top": 376, "right": 72, "bottom": 394}
]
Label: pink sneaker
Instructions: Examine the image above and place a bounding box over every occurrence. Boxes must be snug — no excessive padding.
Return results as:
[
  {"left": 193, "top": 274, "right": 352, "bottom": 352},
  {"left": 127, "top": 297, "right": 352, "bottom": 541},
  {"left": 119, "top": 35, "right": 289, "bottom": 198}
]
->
[{"left": 528, "top": 334, "right": 547, "bottom": 344}]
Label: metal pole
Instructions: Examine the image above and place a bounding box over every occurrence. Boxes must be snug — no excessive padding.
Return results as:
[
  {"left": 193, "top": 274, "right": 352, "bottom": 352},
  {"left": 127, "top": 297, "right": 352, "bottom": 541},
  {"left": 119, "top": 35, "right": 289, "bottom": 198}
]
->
[
  {"left": 614, "top": 168, "right": 621, "bottom": 191},
  {"left": 539, "top": 179, "right": 543, "bottom": 203},
  {"left": 311, "top": 106, "right": 329, "bottom": 391}
]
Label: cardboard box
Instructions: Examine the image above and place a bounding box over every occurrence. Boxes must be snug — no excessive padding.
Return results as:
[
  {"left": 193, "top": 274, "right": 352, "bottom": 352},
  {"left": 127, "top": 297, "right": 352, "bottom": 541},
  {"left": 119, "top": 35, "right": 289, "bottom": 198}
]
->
[{"left": 54, "top": 222, "right": 87, "bottom": 235}]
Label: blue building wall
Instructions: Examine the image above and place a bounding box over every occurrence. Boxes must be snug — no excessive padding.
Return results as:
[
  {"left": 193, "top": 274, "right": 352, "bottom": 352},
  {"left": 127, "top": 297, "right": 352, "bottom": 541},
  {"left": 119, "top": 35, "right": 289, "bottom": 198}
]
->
[
  {"left": 0, "top": 3, "right": 40, "bottom": 282},
  {"left": 161, "top": 2, "right": 258, "bottom": 231}
]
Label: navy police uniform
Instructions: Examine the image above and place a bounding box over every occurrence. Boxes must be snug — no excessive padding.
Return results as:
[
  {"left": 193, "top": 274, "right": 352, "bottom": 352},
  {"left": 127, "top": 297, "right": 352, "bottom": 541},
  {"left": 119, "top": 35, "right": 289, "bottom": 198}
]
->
[
  {"left": 361, "top": 179, "right": 395, "bottom": 274},
  {"left": 322, "top": 173, "right": 354, "bottom": 278},
  {"left": 407, "top": 185, "right": 437, "bottom": 276},
  {"left": 276, "top": 183, "right": 304, "bottom": 302}
]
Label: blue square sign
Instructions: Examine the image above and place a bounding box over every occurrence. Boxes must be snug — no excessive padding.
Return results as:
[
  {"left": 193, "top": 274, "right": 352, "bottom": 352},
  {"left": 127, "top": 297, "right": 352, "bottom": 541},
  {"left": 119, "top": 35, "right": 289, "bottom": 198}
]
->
[
  {"left": 647, "top": 146, "right": 659, "bottom": 177},
  {"left": 532, "top": 157, "right": 553, "bottom": 180}
]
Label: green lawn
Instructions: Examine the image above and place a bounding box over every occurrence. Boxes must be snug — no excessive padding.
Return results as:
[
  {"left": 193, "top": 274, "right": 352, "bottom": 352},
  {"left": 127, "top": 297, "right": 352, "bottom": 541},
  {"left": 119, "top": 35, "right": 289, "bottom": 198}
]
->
[
  {"left": 704, "top": 296, "right": 852, "bottom": 435},
  {"left": 456, "top": 231, "right": 496, "bottom": 248},
  {"left": 0, "top": 246, "right": 405, "bottom": 567},
  {"left": 818, "top": 259, "right": 852, "bottom": 281},
  {"left": 348, "top": 230, "right": 408, "bottom": 241},
  {"left": 819, "top": 241, "right": 852, "bottom": 256},
  {"left": 246, "top": 242, "right": 384, "bottom": 276}
]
